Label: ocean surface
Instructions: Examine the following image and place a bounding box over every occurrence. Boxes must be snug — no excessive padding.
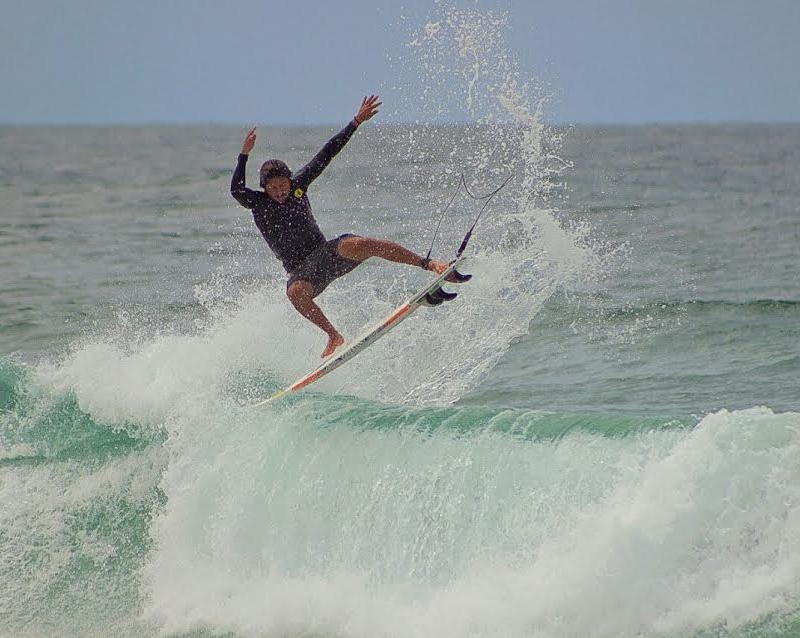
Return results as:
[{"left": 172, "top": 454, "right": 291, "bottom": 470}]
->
[{"left": 2, "top": 10, "right": 800, "bottom": 638}]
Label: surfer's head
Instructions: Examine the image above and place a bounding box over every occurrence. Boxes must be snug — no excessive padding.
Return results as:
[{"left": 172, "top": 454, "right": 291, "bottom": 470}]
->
[{"left": 260, "top": 160, "right": 292, "bottom": 202}]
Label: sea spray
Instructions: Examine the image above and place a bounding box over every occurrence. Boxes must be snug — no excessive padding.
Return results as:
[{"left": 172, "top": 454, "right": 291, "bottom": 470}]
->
[{"left": 312, "top": 5, "right": 609, "bottom": 405}]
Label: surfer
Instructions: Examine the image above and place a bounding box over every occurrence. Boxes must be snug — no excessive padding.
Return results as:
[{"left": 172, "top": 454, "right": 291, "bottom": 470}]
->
[{"left": 231, "top": 95, "right": 458, "bottom": 358}]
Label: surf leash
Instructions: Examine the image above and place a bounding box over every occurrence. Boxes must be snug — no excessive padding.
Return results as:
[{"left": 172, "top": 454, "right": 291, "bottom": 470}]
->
[
  {"left": 455, "top": 173, "right": 514, "bottom": 257},
  {"left": 423, "top": 172, "right": 513, "bottom": 263}
]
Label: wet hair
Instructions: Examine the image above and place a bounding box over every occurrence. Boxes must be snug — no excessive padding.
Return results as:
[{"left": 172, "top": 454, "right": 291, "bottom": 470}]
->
[{"left": 259, "top": 159, "right": 292, "bottom": 188}]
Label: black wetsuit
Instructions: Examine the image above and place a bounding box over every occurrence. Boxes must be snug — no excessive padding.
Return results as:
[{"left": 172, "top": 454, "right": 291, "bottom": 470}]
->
[{"left": 231, "top": 121, "right": 361, "bottom": 295}]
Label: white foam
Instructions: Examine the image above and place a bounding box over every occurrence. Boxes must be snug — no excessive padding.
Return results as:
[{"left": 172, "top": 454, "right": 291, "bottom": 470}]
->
[
  {"left": 32, "top": 281, "right": 317, "bottom": 428},
  {"left": 139, "top": 406, "right": 800, "bottom": 638}
]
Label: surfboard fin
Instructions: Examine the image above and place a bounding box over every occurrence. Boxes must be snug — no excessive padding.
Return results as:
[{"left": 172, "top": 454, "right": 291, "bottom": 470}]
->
[
  {"left": 422, "top": 287, "right": 458, "bottom": 306},
  {"left": 446, "top": 269, "right": 472, "bottom": 283}
]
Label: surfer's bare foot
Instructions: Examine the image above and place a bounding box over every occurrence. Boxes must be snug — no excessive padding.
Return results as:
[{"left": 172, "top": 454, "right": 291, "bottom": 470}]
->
[
  {"left": 321, "top": 332, "right": 345, "bottom": 358},
  {"left": 426, "top": 259, "right": 470, "bottom": 283},
  {"left": 426, "top": 260, "right": 449, "bottom": 275}
]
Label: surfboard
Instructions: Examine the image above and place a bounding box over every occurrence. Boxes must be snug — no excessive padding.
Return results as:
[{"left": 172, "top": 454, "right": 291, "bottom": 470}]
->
[{"left": 252, "top": 257, "right": 468, "bottom": 407}]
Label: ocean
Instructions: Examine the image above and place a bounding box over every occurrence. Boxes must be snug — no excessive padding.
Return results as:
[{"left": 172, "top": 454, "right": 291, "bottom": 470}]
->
[{"left": 2, "top": 9, "right": 800, "bottom": 638}]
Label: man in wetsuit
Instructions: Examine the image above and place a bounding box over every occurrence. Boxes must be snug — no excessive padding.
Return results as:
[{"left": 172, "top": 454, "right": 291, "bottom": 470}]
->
[{"left": 231, "top": 95, "right": 453, "bottom": 358}]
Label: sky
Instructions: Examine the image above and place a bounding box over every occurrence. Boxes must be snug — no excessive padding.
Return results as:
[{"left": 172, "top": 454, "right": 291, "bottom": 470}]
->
[{"left": 0, "top": 0, "right": 797, "bottom": 125}]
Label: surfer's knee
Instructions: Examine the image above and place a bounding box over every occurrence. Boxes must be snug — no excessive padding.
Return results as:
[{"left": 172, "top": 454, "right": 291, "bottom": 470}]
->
[{"left": 287, "top": 280, "right": 314, "bottom": 307}]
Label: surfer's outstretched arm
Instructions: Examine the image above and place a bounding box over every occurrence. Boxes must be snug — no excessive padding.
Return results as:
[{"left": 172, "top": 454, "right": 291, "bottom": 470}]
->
[
  {"left": 293, "top": 95, "right": 382, "bottom": 190},
  {"left": 230, "top": 127, "right": 260, "bottom": 208}
]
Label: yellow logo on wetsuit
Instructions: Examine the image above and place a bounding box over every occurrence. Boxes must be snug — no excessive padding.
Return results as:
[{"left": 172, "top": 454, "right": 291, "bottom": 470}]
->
[{"left": 294, "top": 187, "right": 304, "bottom": 198}]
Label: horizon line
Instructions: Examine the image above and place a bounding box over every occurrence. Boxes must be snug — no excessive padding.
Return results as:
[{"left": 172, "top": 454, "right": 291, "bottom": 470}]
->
[{"left": 2, "top": 118, "right": 800, "bottom": 128}]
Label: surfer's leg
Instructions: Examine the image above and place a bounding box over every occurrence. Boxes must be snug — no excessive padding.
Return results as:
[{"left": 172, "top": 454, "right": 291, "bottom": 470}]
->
[
  {"left": 337, "top": 236, "right": 468, "bottom": 281},
  {"left": 336, "top": 236, "right": 449, "bottom": 273},
  {"left": 287, "top": 280, "right": 344, "bottom": 358}
]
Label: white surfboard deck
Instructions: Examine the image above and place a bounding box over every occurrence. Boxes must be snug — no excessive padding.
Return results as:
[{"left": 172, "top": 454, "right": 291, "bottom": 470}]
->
[{"left": 252, "top": 257, "right": 466, "bottom": 407}]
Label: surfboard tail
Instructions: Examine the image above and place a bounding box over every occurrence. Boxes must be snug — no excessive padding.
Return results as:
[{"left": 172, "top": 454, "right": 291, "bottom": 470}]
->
[{"left": 422, "top": 265, "right": 470, "bottom": 305}]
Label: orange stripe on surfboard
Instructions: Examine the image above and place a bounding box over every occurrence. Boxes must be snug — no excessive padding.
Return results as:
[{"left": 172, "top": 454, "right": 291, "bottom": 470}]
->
[{"left": 382, "top": 303, "right": 412, "bottom": 328}]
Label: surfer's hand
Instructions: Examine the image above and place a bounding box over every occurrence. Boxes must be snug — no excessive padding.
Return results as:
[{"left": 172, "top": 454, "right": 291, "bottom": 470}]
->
[
  {"left": 353, "top": 95, "right": 381, "bottom": 126},
  {"left": 241, "top": 127, "right": 257, "bottom": 155}
]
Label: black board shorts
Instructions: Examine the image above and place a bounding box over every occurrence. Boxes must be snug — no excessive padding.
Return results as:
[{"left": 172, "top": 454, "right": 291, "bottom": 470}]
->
[{"left": 286, "top": 233, "right": 363, "bottom": 298}]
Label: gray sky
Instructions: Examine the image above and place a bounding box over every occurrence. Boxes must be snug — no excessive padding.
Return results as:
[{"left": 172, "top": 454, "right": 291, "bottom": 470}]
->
[{"left": 0, "top": 0, "right": 797, "bottom": 125}]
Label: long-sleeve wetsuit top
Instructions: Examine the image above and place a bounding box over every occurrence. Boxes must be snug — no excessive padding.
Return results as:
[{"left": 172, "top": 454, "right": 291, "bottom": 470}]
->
[{"left": 230, "top": 121, "right": 358, "bottom": 273}]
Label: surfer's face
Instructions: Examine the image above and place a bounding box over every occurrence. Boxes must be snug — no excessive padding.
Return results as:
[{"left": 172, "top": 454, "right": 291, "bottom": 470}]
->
[{"left": 265, "top": 177, "right": 291, "bottom": 203}]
